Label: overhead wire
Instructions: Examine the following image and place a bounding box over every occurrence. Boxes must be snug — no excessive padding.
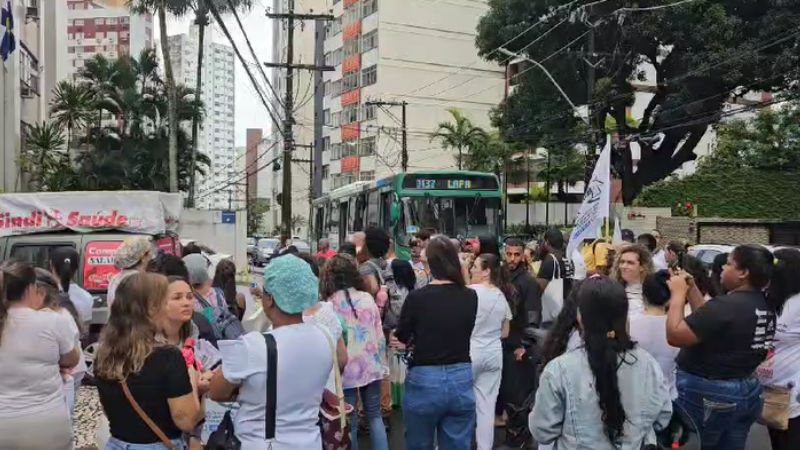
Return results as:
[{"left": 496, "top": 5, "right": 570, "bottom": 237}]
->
[
  {"left": 226, "top": 0, "right": 285, "bottom": 109},
  {"left": 207, "top": 0, "right": 284, "bottom": 132}
]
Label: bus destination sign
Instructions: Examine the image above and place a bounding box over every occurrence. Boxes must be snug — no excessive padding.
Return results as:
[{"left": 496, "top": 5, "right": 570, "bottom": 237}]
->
[{"left": 403, "top": 174, "right": 499, "bottom": 191}]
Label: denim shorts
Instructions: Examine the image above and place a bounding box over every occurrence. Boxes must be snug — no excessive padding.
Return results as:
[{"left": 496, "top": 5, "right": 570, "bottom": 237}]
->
[{"left": 106, "top": 437, "right": 187, "bottom": 450}]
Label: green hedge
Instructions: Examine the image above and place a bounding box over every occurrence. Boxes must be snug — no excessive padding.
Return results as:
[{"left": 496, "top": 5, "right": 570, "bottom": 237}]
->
[{"left": 634, "top": 168, "right": 800, "bottom": 219}]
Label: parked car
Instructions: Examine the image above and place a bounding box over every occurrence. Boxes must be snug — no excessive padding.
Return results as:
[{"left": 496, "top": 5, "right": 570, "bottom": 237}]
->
[
  {"left": 255, "top": 238, "right": 280, "bottom": 266},
  {"left": 688, "top": 244, "right": 734, "bottom": 269}
]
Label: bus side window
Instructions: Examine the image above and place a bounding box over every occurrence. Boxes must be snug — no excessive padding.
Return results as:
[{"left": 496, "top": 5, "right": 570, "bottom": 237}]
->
[
  {"left": 381, "top": 192, "right": 392, "bottom": 230},
  {"left": 366, "top": 191, "right": 379, "bottom": 227}
]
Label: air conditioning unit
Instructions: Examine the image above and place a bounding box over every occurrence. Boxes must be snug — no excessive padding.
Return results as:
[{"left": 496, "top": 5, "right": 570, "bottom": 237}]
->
[{"left": 26, "top": 0, "right": 39, "bottom": 21}]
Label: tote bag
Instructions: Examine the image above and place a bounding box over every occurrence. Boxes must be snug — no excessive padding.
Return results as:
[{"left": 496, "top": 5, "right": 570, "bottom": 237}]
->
[{"left": 541, "top": 256, "right": 564, "bottom": 325}]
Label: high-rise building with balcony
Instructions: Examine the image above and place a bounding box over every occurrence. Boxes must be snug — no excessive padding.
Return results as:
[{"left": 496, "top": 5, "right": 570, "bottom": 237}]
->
[
  {"left": 65, "top": 0, "right": 153, "bottom": 80},
  {"left": 168, "top": 26, "right": 237, "bottom": 210},
  {"left": 1, "top": 0, "right": 64, "bottom": 191},
  {"left": 267, "top": 0, "right": 504, "bottom": 235}
]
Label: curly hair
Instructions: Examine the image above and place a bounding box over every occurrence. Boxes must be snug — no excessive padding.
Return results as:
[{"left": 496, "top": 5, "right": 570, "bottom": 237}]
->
[
  {"left": 610, "top": 244, "right": 654, "bottom": 285},
  {"left": 320, "top": 254, "right": 365, "bottom": 316}
]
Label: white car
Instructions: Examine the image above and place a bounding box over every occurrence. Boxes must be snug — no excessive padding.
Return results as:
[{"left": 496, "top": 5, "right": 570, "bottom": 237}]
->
[{"left": 688, "top": 244, "right": 734, "bottom": 268}]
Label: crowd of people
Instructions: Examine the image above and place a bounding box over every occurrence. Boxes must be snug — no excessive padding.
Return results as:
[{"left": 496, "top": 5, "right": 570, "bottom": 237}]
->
[{"left": 0, "top": 227, "right": 799, "bottom": 450}]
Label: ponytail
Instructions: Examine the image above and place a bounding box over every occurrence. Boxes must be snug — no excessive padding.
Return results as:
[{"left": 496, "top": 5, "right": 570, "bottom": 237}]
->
[
  {"left": 575, "top": 277, "right": 635, "bottom": 445},
  {"left": 768, "top": 248, "right": 800, "bottom": 314},
  {"left": 50, "top": 247, "right": 80, "bottom": 293}
]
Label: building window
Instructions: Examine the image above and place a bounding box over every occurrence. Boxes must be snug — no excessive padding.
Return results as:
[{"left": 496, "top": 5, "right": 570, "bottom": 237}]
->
[
  {"left": 333, "top": 17, "right": 342, "bottom": 36},
  {"left": 343, "top": 71, "right": 360, "bottom": 92},
  {"left": 362, "top": 30, "right": 378, "bottom": 52},
  {"left": 343, "top": 39, "right": 360, "bottom": 58},
  {"left": 344, "top": 4, "right": 361, "bottom": 25},
  {"left": 323, "top": 164, "right": 330, "bottom": 178},
  {"left": 342, "top": 104, "right": 359, "bottom": 124},
  {"left": 363, "top": 0, "right": 378, "bottom": 17},
  {"left": 322, "top": 137, "right": 330, "bottom": 152},
  {"left": 332, "top": 111, "right": 341, "bottom": 127},
  {"left": 359, "top": 137, "right": 376, "bottom": 156},
  {"left": 331, "top": 143, "right": 342, "bottom": 160},
  {"left": 74, "top": 19, "right": 84, "bottom": 26},
  {"left": 323, "top": 109, "right": 331, "bottom": 126},
  {"left": 331, "top": 80, "right": 342, "bottom": 97},
  {"left": 362, "top": 65, "right": 377, "bottom": 86},
  {"left": 323, "top": 80, "right": 330, "bottom": 96},
  {"left": 362, "top": 103, "right": 376, "bottom": 121},
  {"left": 360, "top": 170, "right": 375, "bottom": 181}
]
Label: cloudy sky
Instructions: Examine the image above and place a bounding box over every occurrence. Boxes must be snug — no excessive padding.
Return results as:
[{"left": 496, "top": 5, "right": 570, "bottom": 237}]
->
[{"left": 165, "top": 2, "right": 275, "bottom": 147}]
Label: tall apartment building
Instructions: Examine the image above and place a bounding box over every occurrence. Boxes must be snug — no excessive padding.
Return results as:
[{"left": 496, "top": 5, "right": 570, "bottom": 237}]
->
[
  {"left": 168, "top": 26, "right": 237, "bottom": 210},
  {"left": 321, "top": 0, "right": 504, "bottom": 190},
  {"left": 65, "top": 0, "right": 153, "bottom": 82},
  {"left": 266, "top": 0, "right": 504, "bottom": 235},
  {"left": 1, "top": 0, "right": 64, "bottom": 191}
]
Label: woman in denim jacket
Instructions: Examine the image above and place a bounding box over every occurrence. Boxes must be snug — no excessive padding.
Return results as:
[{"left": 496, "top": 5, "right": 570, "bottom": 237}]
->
[{"left": 529, "top": 276, "right": 672, "bottom": 450}]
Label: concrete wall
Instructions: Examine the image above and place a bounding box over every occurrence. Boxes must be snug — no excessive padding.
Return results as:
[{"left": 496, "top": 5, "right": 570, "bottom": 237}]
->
[
  {"left": 619, "top": 207, "right": 672, "bottom": 237},
  {"left": 699, "top": 224, "right": 771, "bottom": 246},
  {"left": 656, "top": 217, "right": 772, "bottom": 246},
  {"left": 179, "top": 209, "right": 248, "bottom": 269}
]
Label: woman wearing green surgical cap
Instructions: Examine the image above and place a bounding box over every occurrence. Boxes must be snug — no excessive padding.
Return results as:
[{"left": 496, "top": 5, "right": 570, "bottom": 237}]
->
[{"left": 208, "top": 255, "right": 335, "bottom": 450}]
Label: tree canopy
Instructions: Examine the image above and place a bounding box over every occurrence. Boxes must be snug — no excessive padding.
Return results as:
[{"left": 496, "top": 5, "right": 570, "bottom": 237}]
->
[
  {"left": 477, "top": 0, "right": 800, "bottom": 204},
  {"left": 635, "top": 103, "right": 800, "bottom": 218},
  {"left": 22, "top": 50, "right": 209, "bottom": 192}
]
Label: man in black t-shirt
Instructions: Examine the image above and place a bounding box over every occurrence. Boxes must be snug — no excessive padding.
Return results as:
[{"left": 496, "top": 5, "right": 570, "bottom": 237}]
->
[{"left": 666, "top": 245, "right": 777, "bottom": 450}]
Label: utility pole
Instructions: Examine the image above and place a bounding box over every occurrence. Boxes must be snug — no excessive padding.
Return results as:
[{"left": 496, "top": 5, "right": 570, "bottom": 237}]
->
[
  {"left": 266, "top": 5, "right": 333, "bottom": 237},
  {"left": 365, "top": 100, "right": 409, "bottom": 171},
  {"left": 293, "top": 143, "right": 314, "bottom": 241}
]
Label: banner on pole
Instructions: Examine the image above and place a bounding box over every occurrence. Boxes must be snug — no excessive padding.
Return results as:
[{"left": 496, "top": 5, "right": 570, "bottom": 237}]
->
[{"left": 567, "top": 137, "right": 612, "bottom": 258}]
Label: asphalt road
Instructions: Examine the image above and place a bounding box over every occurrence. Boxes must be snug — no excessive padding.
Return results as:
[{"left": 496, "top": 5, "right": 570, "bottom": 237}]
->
[{"left": 359, "top": 410, "right": 773, "bottom": 449}]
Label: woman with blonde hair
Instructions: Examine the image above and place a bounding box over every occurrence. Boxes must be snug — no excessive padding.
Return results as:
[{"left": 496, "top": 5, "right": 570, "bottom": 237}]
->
[
  {"left": 95, "top": 272, "right": 204, "bottom": 450},
  {"left": 0, "top": 260, "right": 80, "bottom": 450},
  {"left": 610, "top": 244, "right": 654, "bottom": 317}
]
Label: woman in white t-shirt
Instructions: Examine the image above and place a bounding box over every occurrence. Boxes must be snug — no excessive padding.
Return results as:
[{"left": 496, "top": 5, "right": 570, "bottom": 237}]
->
[
  {"left": 758, "top": 249, "right": 800, "bottom": 450},
  {"left": 469, "top": 254, "right": 513, "bottom": 450},
  {"left": 629, "top": 270, "right": 680, "bottom": 400},
  {"left": 209, "top": 255, "right": 333, "bottom": 450},
  {"left": 0, "top": 260, "right": 81, "bottom": 450}
]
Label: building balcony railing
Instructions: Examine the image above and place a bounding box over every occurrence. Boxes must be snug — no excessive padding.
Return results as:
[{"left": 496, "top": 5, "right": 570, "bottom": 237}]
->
[
  {"left": 19, "top": 42, "right": 40, "bottom": 99},
  {"left": 342, "top": 54, "right": 361, "bottom": 74},
  {"left": 341, "top": 88, "right": 360, "bottom": 107}
]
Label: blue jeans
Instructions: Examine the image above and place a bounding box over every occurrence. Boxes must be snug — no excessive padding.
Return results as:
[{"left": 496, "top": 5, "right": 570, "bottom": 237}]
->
[
  {"left": 675, "top": 369, "right": 763, "bottom": 450},
  {"left": 106, "top": 437, "right": 186, "bottom": 450},
  {"left": 403, "top": 363, "right": 476, "bottom": 450},
  {"left": 345, "top": 379, "right": 389, "bottom": 450}
]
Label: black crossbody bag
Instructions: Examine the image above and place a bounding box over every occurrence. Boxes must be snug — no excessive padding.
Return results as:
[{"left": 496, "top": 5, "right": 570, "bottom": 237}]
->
[{"left": 207, "top": 333, "right": 277, "bottom": 449}]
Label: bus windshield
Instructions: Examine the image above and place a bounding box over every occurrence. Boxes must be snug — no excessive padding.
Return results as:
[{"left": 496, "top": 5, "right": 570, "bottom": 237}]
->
[{"left": 403, "top": 196, "right": 500, "bottom": 238}]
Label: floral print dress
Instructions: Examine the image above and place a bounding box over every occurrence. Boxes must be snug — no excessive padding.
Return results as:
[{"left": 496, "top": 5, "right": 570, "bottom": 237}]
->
[{"left": 328, "top": 288, "right": 387, "bottom": 389}]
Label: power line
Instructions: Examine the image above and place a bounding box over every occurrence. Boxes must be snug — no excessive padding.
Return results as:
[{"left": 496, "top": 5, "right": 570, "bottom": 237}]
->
[
  {"left": 207, "top": 0, "right": 284, "bottom": 132},
  {"left": 227, "top": 0, "right": 285, "bottom": 109},
  {"left": 196, "top": 141, "right": 282, "bottom": 200},
  {"left": 398, "top": 0, "right": 600, "bottom": 99}
]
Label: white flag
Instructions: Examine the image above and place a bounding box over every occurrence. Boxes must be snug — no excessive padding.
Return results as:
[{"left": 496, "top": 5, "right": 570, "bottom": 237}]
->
[
  {"left": 567, "top": 137, "right": 611, "bottom": 258},
  {"left": 612, "top": 215, "right": 623, "bottom": 244}
]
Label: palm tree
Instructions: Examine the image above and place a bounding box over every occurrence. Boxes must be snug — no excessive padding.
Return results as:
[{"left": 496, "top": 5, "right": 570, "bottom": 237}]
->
[
  {"left": 49, "top": 81, "right": 94, "bottom": 153},
  {"left": 128, "top": 0, "right": 193, "bottom": 193},
  {"left": 21, "top": 122, "right": 66, "bottom": 189},
  {"left": 431, "top": 108, "right": 489, "bottom": 170},
  {"left": 185, "top": 0, "right": 253, "bottom": 206}
]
